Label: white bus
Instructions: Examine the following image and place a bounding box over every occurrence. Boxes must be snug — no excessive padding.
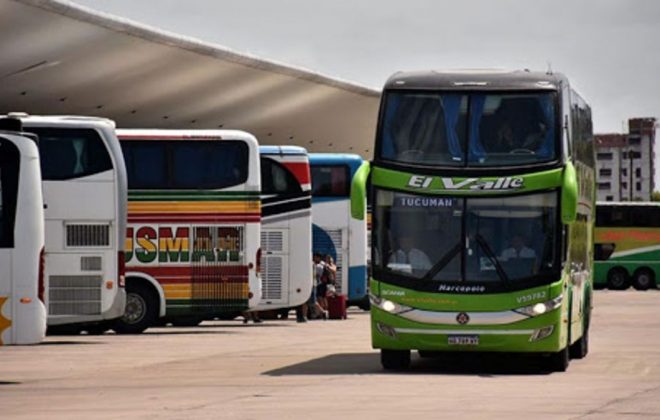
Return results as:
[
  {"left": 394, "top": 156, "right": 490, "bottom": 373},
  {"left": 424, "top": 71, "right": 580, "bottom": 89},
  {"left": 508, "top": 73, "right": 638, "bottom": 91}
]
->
[
  {"left": 0, "top": 119, "right": 46, "bottom": 345},
  {"left": 15, "top": 115, "right": 128, "bottom": 334},
  {"left": 256, "top": 146, "right": 312, "bottom": 312},
  {"left": 117, "top": 129, "right": 261, "bottom": 332},
  {"left": 309, "top": 154, "right": 368, "bottom": 308}
]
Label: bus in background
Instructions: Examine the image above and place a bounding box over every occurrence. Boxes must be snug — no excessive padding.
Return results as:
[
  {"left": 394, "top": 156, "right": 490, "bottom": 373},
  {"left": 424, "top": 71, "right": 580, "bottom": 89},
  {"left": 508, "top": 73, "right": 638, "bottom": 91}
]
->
[
  {"left": 117, "top": 129, "right": 261, "bottom": 333},
  {"left": 595, "top": 202, "right": 660, "bottom": 290},
  {"left": 352, "top": 70, "right": 595, "bottom": 371},
  {"left": 14, "top": 114, "right": 127, "bottom": 334},
  {"left": 309, "top": 153, "right": 368, "bottom": 309},
  {"left": 0, "top": 120, "right": 46, "bottom": 345},
  {"left": 256, "top": 146, "right": 312, "bottom": 312}
]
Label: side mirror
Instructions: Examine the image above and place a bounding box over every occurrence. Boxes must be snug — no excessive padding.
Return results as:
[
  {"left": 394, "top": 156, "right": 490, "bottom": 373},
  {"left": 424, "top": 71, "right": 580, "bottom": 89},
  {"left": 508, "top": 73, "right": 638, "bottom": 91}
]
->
[
  {"left": 350, "top": 161, "right": 370, "bottom": 220},
  {"left": 561, "top": 161, "right": 578, "bottom": 224}
]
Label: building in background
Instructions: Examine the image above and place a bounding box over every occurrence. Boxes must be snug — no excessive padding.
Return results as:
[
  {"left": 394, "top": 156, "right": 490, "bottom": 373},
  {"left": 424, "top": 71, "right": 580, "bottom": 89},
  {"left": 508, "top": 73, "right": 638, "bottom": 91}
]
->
[{"left": 595, "top": 117, "right": 656, "bottom": 201}]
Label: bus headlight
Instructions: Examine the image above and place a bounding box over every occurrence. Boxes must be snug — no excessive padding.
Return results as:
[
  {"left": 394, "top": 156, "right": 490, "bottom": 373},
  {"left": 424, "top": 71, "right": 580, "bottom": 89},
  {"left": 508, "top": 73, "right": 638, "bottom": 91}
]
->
[
  {"left": 370, "top": 294, "right": 412, "bottom": 315},
  {"left": 515, "top": 295, "right": 563, "bottom": 317}
]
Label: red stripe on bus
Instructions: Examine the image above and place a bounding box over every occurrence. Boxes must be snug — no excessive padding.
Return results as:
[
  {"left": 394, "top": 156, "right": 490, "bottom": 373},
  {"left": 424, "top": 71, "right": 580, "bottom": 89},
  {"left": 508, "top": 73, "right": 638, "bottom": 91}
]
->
[
  {"left": 282, "top": 162, "right": 311, "bottom": 185},
  {"left": 128, "top": 213, "right": 261, "bottom": 223}
]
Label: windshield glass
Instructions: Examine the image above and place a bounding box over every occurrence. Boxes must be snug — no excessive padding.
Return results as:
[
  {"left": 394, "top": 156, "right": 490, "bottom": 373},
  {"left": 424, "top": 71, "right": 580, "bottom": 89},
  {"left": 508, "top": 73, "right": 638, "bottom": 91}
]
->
[
  {"left": 373, "top": 189, "right": 559, "bottom": 287},
  {"left": 378, "top": 91, "right": 557, "bottom": 168}
]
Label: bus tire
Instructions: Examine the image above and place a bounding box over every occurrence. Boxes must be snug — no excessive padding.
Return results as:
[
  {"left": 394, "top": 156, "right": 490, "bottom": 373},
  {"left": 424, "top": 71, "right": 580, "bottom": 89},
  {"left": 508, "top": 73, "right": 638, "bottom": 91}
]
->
[
  {"left": 607, "top": 267, "right": 630, "bottom": 290},
  {"left": 547, "top": 346, "right": 570, "bottom": 372},
  {"left": 114, "top": 283, "right": 158, "bottom": 334},
  {"left": 569, "top": 326, "right": 589, "bottom": 359},
  {"left": 632, "top": 268, "right": 655, "bottom": 291},
  {"left": 381, "top": 349, "right": 411, "bottom": 370}
]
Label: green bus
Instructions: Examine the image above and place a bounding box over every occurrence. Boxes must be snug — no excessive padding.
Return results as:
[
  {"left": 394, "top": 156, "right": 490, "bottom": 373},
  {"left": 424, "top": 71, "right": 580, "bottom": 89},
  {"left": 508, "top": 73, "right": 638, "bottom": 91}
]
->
[
  {"left": 595, "top": 202, "right": 660, "bottom": 290},
  {"left": 351, "top": 70, "right": 595, "bottom": 371}
]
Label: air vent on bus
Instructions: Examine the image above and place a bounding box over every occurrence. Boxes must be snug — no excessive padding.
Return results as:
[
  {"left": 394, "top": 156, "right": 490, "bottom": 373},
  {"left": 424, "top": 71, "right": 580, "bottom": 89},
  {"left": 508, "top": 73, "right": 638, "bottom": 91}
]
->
[
  {"left": 80, "top": 256, "right": 103, "bottom": 271},
  {"left": 262, "top": 255, "right": 283, "bottom": 300},
  {"left": 48, "top": 275, "right": 102, "bottom": 316},
  {"left": 261, "top": 231, "right": 284, "bottom": 253},
  {"left": 66, "top": 224, "right": 110, "bottom": 247}
]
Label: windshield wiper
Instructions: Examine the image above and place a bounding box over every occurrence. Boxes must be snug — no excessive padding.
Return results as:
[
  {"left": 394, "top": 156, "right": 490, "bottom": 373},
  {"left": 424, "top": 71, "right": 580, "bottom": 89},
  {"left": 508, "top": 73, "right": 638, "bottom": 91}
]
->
[
  {"left": 422, "top": 243, "right": 461, "bottom": 281},
  {"left": 475, "top": 234, "right": 510, "bottom": 284}
]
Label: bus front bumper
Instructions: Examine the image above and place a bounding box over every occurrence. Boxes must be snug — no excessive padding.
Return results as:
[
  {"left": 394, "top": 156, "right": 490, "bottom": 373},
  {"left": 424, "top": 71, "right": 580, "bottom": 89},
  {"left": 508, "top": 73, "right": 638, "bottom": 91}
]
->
[{"left": 371, "top": 306, "right": 566, "bottom": 353}]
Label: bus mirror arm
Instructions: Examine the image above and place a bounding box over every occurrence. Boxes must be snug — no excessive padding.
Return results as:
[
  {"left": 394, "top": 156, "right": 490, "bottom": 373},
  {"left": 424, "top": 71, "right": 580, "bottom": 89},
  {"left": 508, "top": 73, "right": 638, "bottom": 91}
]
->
[
  {"left": 350, "top": 161, "right": 371, "bottom": 220},
  {"left": 561, "top": 162, "right": 578, "bottom": 224}
]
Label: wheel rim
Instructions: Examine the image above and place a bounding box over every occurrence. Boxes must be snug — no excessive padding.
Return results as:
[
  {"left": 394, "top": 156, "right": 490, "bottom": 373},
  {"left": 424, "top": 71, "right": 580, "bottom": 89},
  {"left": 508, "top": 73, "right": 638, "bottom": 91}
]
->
[
  {"left": 610, "top": 271, "right": 625, "bottom": 288},
  {"left": 123, "top": 292, "right": 147, "bottom": 325},
  {"left": 637, "top": 273, "right": 652, "bottom": 287}
]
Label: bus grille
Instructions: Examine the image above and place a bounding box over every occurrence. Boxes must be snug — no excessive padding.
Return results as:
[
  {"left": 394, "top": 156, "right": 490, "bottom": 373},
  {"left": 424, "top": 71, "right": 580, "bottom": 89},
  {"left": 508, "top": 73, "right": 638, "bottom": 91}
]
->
[
  {"left": 191, "top": 226, "right": 249, "bottom": 313},
  {"left": 48, "top": 275, "right": 102, "bottom": 315},
  {"left": 80, "top": 256, "right": 103, "bottom": 271},
  {"left": 66, "top": 224, "right": 110, "bottom": 247}
]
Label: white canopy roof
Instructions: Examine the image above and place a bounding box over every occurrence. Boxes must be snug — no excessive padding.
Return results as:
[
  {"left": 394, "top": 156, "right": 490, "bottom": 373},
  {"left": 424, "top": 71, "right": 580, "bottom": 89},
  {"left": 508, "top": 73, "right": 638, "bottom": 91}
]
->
[{"left": 0, "top": 0, "right": 381, "bottom": 156}]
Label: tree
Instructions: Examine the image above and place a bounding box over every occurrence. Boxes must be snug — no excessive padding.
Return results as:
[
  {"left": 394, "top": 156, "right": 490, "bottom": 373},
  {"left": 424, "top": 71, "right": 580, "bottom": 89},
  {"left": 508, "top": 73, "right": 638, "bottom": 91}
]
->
[{"left": 652, "top": 191, "right": 660, "bottom": 202}]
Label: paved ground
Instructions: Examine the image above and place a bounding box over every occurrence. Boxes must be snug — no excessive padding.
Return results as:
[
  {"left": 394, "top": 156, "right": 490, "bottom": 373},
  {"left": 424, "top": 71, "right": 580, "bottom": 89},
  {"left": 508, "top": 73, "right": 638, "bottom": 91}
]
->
[{"left": 2, "top": 290, "right": 660, "bottom": 419}]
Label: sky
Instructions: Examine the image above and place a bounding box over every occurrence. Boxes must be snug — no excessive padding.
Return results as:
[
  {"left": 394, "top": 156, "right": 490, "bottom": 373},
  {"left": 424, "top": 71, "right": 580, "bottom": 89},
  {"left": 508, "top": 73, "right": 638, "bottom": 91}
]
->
[{"left": 72, "top": 0, "right": 660, "bottom": 136}]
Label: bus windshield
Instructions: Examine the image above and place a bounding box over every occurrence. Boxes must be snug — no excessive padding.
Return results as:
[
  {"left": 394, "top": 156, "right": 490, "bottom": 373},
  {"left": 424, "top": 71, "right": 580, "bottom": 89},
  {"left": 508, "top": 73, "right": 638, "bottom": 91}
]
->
[
  {"left": 373, "top": 189, "right": 559, "bottom": 287},
  {"left": 379, "top": 91, "right": 557, "bottom": 167}
]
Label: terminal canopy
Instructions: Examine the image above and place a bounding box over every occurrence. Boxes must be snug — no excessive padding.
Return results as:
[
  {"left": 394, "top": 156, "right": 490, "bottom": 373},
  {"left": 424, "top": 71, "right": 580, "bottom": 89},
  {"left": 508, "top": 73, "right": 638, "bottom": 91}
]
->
[{"left": 0, "top": 0, "right": 380, "bottom": 156}]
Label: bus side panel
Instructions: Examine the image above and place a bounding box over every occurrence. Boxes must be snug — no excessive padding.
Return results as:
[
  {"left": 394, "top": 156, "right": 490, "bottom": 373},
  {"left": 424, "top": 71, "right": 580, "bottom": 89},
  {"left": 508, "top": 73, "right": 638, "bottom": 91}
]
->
[{"left": 348, "top": 209, "right": 368, "bottom": 302}]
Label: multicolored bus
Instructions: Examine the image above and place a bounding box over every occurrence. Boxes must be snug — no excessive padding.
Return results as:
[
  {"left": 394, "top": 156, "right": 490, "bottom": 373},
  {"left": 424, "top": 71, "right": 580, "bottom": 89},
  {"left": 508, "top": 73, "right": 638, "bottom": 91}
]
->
[
  {"left": 15, "top": 115, "right": 127, "bottom": 334},
  {"left": 0, "top": 120, "right": 46, "bottom": 345},
  {"left": 310, "top": 153, "right": 368, "bottom": 308},
  {"left": 117, "top": 130, "right": 261, "bottom": 333},
  {"left": 257, "top": 146, "right": 312, "bottom": 311},
  {"left": 352, "top": 70, "right": 595, "bottom": 371},
  {"left": 595, "top": 202, "right": 660, "bottom": 290}
]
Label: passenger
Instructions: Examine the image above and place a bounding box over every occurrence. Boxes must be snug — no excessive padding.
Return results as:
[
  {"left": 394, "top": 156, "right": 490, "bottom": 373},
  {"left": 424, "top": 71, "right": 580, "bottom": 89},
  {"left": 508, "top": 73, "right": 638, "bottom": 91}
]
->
[
  {"left": 499, "top": 234, "right": 536, "bottom": 261},
  {"left": 309, "top": 253, "right": 328, "bottom": 319},
  {"left": 492, "top": 119, "right": 515, "bottom": 152},
  {"left": 522, "top": 121, "right": 547, "bottom": 150},
  {"left": 388, "top": 234, "right": 432, "bottom": 272}
]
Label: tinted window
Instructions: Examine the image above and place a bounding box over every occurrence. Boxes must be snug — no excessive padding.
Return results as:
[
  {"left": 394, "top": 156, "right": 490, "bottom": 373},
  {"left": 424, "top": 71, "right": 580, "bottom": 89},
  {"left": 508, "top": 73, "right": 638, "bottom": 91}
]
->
[
  {"left": 311, "top": 165, "right": 349, "bottom": 197},
  {"left": 0, "top": 138, "right": 20, "bottom": 248},
  {"left": 378, "top": 91, "right": 557, "bottom": 167},
  {"left": 27, "top": 128, "right": 113, "bottom": 180},
  {"left": 260, "top": 157, "right": 302, "bottom": 194},
  {"left": 596, "top": 205, "right": 660, "bottom": 228},
  {"left": 121, "top": 140, "right": 249, "bottom": 190}
]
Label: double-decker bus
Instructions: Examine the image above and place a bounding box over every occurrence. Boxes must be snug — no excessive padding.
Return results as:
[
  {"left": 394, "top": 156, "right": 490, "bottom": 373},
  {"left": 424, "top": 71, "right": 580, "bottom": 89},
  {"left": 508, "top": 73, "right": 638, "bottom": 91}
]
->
[
  {"left": 352, "top": 70, "right": 595, "bottom": 371},
  {"left": 310, "top": 154, "right": 368, "bottom": 309},
  {"left": 0, "top": 120, "right": 46, "bottom": 345},
  {"left": 595, "top": 202, "right": 660, "bottom": 290},
  {"left": 256, "top": 146, "right": 313, "bottom": 312},
  {"left": 117, "top": 129, "right": 261, "bottom": 333},
  {"left": 14, "top": 115, "right": 127, "bottom": 334}
]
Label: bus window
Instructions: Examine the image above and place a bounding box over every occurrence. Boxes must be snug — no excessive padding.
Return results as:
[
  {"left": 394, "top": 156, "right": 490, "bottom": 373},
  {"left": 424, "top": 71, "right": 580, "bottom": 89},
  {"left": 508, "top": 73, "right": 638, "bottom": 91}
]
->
[
  {"left": 261, "top": 157, "right": 302, "bottom": 194},
  {"left": 28, "top": 128, "right": 113, "bottom": 180},
  {"left": 0, "top": 139, "right": 20, "bottom": 248},
  {"left": 311, "top": 165, "right": 349, "bottom": 197},
  {"left": 122, "top": 142, "right": 167, "bottom": 189}
]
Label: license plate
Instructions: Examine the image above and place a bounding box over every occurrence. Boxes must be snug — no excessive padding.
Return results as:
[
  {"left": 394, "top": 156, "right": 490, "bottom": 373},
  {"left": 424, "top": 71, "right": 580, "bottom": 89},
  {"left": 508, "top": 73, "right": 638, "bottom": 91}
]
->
[{"left": 448, "top": 335, "right": 479, "bottom": 346}]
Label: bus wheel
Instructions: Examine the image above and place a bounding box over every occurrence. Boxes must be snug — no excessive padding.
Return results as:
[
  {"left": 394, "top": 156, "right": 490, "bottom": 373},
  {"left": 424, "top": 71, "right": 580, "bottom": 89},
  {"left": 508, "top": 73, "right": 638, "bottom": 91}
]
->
[
  {"left": 632, "top": 268, "right": 655, "bottom": 291},
  {"left": 546, "top": 346, "right": 570, "bottom": 372},
  {"left": 381, "top": 349, "right": 411, "bottom": 370},
  {"left": 114, "top": 284, "right": 157, "bottom": 334},
  {"left": 607, "top": 268, "right": 630, "bottom": 290},
  {"left": 569, "top": 326, "right": 589, "bottom": 359}
]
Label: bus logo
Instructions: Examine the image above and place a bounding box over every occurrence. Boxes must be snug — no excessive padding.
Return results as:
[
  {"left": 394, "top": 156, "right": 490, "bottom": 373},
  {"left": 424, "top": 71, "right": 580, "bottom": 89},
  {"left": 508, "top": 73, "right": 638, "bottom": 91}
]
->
[
  {"left": 407, "top": 175, "right": 524, "bottom": 191},
  {"left": 456, "top": 312, "right": 470, "bottom": 325}
]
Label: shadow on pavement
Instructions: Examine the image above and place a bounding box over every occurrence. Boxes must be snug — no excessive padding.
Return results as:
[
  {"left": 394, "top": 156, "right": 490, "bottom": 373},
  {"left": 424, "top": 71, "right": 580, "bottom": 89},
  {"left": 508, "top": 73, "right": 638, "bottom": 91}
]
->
[
  {"left": 264, "top": 352, "right": 553, "bottom": 376},
  {"left": 41, "top": 340, "right": 104, "bottom": 345}
]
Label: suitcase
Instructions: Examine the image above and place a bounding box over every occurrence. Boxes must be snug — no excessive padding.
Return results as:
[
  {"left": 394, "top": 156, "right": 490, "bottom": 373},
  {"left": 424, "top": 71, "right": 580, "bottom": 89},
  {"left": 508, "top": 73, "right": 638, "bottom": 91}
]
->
[{"left": 327, "top": 294, "right": 347, "bottom": 320}]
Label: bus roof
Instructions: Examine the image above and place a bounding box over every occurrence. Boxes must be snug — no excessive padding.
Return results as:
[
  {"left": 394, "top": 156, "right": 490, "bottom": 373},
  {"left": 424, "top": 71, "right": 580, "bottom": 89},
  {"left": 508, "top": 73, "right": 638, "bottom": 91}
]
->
[
  {"left": 384, "top": 69, "right": 568, "bottom": 91},
  {"left": 259, "top": 145, "right": 308, "bottom": 156},
  {"left": 117, "top": 128, "right": 259, "bottom": 146},
  {"left": 4, "top": 113, "right": 116, "bottom": 129},
  {"left": 309, "top": 153, "right": 364, "bottom": 175}
]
